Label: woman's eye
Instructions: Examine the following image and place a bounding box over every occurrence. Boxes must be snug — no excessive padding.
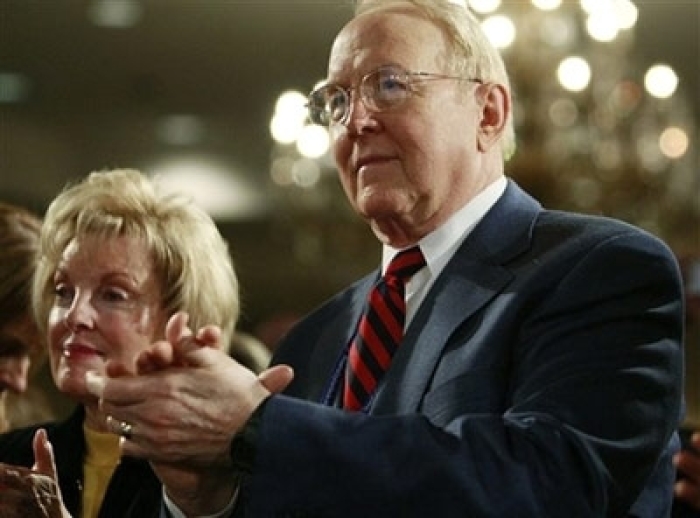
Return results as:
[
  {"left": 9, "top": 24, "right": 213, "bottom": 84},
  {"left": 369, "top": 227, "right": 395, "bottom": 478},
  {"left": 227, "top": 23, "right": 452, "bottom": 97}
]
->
[
  {"left": 101, "top": 288, "right": 129, "bottom": 303},
  {"left": 53, "top": 284, "right": 74, "bottom": 304}
]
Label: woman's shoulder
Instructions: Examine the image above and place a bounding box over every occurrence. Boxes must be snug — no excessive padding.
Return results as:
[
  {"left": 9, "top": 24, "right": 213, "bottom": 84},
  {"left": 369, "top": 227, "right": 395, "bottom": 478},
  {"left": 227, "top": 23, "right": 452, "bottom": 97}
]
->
[
  {"left": 0, "top": 422, "right": 46, "bottom": 465},
  {"left": 0, "top": 406, "right": 83, "bottom": 465}
]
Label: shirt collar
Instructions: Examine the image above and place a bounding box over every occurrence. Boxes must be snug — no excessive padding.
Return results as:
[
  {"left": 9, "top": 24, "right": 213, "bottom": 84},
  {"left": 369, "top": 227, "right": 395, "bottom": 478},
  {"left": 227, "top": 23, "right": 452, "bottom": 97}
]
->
[{"left": 382, "top": 176, "right": 507, "bottom": 276}]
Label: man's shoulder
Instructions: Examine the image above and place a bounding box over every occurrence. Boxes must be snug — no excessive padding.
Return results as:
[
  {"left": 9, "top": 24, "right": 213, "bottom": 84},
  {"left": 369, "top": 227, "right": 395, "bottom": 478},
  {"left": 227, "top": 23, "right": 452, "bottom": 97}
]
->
[{"left": 535, "top": 209, "right": 673, "bottom": 256}]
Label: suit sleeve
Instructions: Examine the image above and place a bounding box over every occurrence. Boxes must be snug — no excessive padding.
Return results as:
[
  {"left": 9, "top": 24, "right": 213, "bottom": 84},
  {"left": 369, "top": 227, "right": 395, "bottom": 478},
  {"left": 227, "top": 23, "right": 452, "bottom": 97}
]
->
[{"left": 240, "top": 230, "right": 684, "bottom": 517}]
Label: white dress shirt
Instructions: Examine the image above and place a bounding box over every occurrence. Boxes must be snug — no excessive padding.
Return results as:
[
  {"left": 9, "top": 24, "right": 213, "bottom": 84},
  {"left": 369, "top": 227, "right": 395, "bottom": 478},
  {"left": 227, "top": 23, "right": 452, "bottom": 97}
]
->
[{"left": 381, "top": 176, "right": 507, "bottom": 327}]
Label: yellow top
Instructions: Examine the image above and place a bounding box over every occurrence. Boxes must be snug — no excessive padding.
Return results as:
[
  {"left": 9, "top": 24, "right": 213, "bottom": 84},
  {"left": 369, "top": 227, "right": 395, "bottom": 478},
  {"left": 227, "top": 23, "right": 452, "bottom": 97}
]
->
[{"left": 82, "top": 422, "right": 121, "bottom": 518}]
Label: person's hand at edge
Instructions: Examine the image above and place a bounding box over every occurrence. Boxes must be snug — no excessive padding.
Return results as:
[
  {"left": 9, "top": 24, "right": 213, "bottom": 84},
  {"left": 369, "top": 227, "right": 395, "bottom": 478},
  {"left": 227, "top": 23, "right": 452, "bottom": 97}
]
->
[
  {"left": 32, "top": 429, "right": 72, "bottom": 518},
  {"left": 674, "top": 431, "right": 700, "bottom": 510}
]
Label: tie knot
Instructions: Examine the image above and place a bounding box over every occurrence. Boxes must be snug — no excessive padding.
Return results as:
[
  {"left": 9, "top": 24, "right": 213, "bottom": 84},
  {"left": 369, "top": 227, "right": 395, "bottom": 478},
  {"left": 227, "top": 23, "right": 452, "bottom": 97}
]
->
[{"left": 385, "top": 246, "right": 426, "bottom": 282}]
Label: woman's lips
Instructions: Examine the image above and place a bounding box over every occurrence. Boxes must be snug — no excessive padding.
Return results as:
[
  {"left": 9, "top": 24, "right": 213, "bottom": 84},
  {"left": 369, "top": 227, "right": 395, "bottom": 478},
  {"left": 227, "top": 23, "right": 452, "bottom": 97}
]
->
[{"left": 63, "top": 344, "right": 103, "bottom": 359}]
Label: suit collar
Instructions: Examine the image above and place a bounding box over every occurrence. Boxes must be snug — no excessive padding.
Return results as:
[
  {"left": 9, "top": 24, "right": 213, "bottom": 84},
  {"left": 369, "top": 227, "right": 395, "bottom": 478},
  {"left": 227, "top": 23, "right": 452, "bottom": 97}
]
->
[
  {"left": 373, "top": 180, "right": 541, "bottom": 414},
  {"left": 305, "top": 277, "right": 376, "bottom": 403},
  {"left": 305, "top": 180, "right": 541, "bottom": 412},
  {"left": 466, "top": 179, "right": 540, "bottom": 265}
]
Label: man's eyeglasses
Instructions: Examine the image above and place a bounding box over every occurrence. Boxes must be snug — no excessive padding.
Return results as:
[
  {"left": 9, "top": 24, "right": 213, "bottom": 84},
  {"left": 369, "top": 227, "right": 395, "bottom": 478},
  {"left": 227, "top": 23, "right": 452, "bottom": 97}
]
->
[{"left": 307, "top": 64, "right": 481, "bottom": 126}]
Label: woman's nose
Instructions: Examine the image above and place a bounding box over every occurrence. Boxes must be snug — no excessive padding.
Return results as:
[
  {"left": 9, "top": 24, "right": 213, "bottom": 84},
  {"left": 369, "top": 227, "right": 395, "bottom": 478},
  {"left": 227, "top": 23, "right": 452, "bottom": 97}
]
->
[
  {"left": 0, "top": 355, "right": 30, "bottom": 393},
  {"left": 63, "top": 293, "right": 96, "bottom": 331}
]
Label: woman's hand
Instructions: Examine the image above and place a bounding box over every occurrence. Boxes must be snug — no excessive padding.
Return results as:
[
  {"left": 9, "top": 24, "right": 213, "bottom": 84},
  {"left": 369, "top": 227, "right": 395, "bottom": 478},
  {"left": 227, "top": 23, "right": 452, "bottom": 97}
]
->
[{"left": 0, "top": 429, "right": 71, "bottom": 518}]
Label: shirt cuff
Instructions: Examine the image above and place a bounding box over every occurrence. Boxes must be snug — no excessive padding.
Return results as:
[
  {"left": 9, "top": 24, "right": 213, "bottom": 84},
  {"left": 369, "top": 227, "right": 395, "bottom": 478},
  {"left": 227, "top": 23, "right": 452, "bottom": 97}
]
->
[{"left": 162, "top": 485, "right": 239, "bottom": 518}]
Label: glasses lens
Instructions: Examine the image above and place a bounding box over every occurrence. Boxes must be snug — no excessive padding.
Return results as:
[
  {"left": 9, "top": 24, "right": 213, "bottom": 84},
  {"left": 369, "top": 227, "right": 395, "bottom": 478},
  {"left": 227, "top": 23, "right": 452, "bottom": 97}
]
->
[
  {"left": 364, "top": 66, "right": 410, "bottom": 110},
  {"left": 308, "top": 85, "right": 347, "bottom": 126}
]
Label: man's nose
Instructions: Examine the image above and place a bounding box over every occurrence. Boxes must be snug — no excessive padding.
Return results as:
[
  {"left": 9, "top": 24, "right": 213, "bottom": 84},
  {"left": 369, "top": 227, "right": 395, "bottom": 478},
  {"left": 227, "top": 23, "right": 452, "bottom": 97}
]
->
[{"left": 343, "top": 92, "right": 379, "bottom": 134}]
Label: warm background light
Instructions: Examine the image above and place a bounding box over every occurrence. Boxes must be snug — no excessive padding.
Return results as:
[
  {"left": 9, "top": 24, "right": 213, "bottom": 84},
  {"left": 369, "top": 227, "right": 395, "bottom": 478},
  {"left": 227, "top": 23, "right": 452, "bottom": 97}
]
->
[
  {"left": 557, "top": 57, "right": 591, "bottom": 92},
  {"left": 645, "top": 64, "right": 679, "bottom": 99},
  {"left": 0, "top": 3, "right": 697, "bottom": 395},
  {"left": 482, "top": 15, "right": 517, "bottom": 49}
]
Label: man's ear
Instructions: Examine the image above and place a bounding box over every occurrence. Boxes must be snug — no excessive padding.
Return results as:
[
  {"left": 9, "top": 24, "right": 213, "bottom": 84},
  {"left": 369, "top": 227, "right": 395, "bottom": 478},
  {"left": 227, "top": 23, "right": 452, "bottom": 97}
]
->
[{"left": 476, "top": 83, "right": 510, "bottom": 152}]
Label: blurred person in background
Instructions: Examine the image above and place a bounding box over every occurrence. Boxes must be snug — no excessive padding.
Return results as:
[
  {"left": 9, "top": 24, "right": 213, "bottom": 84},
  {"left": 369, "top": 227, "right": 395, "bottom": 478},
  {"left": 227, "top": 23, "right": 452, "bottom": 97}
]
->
[
  {"left": 229, "top": 331, "right": 271, "bottom": 374},
  {"left": 0, "top": 201, "right": 46, "bottom": 433}
]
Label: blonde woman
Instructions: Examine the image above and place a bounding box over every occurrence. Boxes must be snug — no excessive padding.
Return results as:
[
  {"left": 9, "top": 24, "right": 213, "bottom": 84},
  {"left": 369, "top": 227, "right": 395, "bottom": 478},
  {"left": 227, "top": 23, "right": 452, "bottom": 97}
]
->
[{"left": 0, "top": 169, "right": 239, "bottom": 518}]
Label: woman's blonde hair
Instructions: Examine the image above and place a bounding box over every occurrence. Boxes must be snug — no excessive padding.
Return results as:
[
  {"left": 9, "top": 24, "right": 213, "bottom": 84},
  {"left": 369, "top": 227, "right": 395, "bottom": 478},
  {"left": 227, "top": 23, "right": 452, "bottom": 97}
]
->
[{"left": 32, "top": 168, "right": 239, "bottom": 346}]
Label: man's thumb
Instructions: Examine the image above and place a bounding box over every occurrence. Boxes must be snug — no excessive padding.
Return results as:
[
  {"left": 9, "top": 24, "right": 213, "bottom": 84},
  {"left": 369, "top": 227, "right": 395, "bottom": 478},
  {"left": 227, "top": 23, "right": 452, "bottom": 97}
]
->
[{"left": 258, "top": 365, "right": 294, "bottom": 394}]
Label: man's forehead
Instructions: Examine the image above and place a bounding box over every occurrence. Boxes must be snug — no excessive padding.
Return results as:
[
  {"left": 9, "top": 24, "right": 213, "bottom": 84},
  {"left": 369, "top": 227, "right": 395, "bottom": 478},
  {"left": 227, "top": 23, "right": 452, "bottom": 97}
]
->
[{"left": 328, "top": 10, "right": 446, "bottom": 77}]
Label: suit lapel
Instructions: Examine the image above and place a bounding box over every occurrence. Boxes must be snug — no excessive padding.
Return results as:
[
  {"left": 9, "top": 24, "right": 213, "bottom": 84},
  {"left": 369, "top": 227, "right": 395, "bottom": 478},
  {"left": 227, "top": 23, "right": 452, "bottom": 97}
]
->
[
  {"left": 304, "top": 274, "right": 377, "bottom": 402},
  {"left": 372, "top": 180, "right": 541, "bottom": 414},
  {"left": 373, "top": 254, "right": 513, "bottom": 414}
]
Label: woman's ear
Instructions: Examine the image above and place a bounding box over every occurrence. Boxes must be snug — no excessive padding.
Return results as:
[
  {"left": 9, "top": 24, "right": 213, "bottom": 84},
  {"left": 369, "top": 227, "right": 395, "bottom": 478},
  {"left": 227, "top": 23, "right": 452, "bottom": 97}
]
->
[{"left": 476, "top": 83, "right": 510, "bottom": 152}]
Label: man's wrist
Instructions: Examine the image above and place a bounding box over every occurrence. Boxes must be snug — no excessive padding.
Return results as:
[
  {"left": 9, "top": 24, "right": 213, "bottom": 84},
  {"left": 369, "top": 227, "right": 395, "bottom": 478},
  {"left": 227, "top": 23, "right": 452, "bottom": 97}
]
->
[{"left": 230, "top": 396, "right": 271, "bottom": 475}]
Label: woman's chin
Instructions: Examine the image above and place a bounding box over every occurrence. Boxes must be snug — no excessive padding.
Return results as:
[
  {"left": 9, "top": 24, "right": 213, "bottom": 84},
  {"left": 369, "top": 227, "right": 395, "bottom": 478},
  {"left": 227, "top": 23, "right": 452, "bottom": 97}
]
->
[{"left": 55, "top": 370, "right": 98, "bottom": 402}]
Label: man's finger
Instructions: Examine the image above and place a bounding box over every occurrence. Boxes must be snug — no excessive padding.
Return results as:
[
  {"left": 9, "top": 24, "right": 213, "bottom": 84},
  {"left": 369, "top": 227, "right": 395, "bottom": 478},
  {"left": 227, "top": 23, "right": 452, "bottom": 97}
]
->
[
  {"left": 134, "top": 341, "right": 175, "bottom": 373},
  {"left": 258, "top": 365, "right": 294, "bottom": 394},
  {"left": 195, "top": 325, "right": 222, "bottom": 348},
  {"left": 166, "top": 312, "right": 192, "bottom": 347},
  {"left": 164, "top": 312, "right": 218, "bottom": 363},
  {"left": 85, "top": 371, "right": 106, "bottom": 398}
]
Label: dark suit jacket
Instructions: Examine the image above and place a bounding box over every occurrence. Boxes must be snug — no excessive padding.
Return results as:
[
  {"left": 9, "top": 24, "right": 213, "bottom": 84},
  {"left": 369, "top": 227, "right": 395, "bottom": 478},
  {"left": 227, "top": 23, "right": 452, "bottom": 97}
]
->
[
  {"left": 237, "top": 181, "right": 684, "bottom": 517},
  {"left": 0, "top": 405, "right": 162, "bottom": 517}
]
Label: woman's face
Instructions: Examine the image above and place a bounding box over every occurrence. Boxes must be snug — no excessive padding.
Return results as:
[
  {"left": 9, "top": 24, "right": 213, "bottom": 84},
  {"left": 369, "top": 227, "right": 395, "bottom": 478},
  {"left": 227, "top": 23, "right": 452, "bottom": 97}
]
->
[{"left": 47, "top": 234, "right": 167, "bottom": 403}]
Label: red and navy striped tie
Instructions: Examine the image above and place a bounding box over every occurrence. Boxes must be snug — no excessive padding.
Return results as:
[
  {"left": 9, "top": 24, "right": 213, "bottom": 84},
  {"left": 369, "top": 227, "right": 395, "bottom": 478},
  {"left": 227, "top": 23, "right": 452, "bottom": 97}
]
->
[{"left": 344, "top": 246, "right": 426, "bottom": 411}]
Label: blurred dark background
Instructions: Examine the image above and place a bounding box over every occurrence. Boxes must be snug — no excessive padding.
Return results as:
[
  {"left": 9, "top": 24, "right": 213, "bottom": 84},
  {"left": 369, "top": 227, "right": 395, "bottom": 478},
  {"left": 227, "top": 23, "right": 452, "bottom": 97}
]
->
[{"left": 1, "top": 0, "right": 698, "bottom": 346}]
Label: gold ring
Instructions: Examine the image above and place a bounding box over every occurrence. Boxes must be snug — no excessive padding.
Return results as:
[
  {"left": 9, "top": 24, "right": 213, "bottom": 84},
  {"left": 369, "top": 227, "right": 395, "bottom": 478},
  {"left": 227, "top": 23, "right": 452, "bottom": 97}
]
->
[
  {"left": 107, "top": 415, "right": 134, "bottom": 439},
  {"left": 118, "top": 420, "right": 133, "bottom": 439}
]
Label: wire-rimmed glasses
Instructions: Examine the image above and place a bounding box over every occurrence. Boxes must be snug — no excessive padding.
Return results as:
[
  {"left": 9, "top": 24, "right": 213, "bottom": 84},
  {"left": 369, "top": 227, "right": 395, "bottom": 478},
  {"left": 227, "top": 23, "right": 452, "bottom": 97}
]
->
[{"left": 307, "top": 64, "right": 481, "bottom": 126}]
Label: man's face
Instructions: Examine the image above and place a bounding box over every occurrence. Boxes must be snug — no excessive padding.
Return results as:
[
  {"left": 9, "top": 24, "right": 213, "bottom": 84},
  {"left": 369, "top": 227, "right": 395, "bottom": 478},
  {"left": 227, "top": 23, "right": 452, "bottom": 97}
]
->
[{"left": 327, "top": 7, "right": 486, "bottom": 247}]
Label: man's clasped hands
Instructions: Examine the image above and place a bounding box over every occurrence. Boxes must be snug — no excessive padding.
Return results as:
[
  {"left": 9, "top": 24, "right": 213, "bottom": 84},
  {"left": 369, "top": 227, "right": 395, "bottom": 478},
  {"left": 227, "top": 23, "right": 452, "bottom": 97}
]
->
[{"left": 18, "top": 311, "right": 293, "bottom": 518}]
